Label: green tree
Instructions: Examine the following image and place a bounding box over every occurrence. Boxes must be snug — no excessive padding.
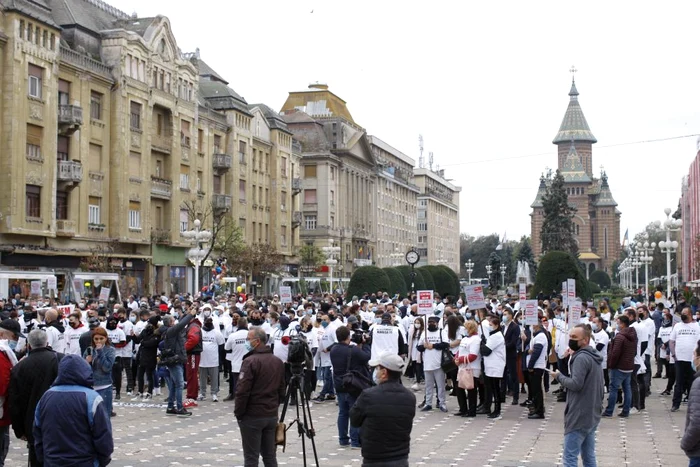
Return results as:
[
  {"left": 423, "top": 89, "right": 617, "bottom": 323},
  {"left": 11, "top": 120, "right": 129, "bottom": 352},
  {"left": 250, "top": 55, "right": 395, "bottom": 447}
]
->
[
  {"left": 516, "top": 236, "right": 537, "bottom": 278},
  {"left": 382, "top": 268, "right": 408, "bottom": 297},
  {"left": 347, "top": 266, "right": 391, "bottom": 298},
  {"left": 417, "top": 266, "right": 435, "bottom": 291},
  {"left": 298, "top": 244, "right": 325, "bottom": 276},
  {"left": 460, "top": 233, "right": 500, "bottom": 282},
  {"left": 531, "top": 251, "right": 590, "bottom": 299},
  {"left": 589, "top": 270, "right": 611, "bottom": 289},
  {"left": 488, "top": 252, "right": 502, "bottom": 290},
  {"left": 541, "top": 170, "right": 578, "bottom": 258},
  {"left": 395, "top": 265, "right": 426, "bottom": 293}
]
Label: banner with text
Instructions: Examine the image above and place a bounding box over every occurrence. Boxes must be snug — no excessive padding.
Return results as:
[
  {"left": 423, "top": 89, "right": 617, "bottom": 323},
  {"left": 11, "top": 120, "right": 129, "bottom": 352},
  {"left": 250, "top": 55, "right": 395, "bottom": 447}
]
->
[
  {"left": 464, "top": 284, "right": 486, "bottom": 310},
  {"left": 523, "top": 300, "right": 539, "bottom": 325},
  {"left": 417, "top": 290, "right": 434, "bottom": 315},
  {"left": 279, "top": 286, "right": 292, "bottom": 304}
]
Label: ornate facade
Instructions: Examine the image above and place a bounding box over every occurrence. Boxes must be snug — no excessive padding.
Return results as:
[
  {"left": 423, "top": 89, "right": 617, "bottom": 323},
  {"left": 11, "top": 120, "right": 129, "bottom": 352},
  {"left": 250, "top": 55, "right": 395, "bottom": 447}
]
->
[{"left": 530, "top": 78, "right": 621, "bottom": 275}]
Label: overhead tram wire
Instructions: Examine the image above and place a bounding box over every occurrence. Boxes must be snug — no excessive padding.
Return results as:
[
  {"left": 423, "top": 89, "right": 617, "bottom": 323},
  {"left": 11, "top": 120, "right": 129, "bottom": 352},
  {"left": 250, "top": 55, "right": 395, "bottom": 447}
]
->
[{"left": 440, "top": 133, "right": 700, "bottom": 167}]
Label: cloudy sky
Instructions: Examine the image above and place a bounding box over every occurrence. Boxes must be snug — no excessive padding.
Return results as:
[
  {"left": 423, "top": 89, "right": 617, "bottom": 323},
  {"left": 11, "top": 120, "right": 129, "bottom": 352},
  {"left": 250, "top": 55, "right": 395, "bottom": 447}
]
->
[{"left": 109, "top": 0, "right": 700, "bottom": 242}]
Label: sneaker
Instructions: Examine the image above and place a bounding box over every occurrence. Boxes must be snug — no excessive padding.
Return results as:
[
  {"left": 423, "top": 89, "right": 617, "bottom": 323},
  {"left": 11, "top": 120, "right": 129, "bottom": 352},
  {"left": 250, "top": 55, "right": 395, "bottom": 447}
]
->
[
  {"left": 312, "top": 395, "right": 325, "bottom": 403},
  {"left": 420, "top": 405, "right": 433, "bottom": 412},
  {"left": 166, "top": 407, "right": 177, "bottom": 415},
  {"left": 629, "top": 408, "right": 639, "bottom": 415},
  {"left": 197, "top": 394, "right": 206, "bottom": 401},
  {"left": 325, "top": 394, "right": 336, "bottom": 401},
  {"left": 176, "top": 408, "right": 192, "bottom": 417},
  {"left": 350, "top": 445, "right": 361, "bottom": 450},
  {"left": 527, "top": 413, "right": 544, "bottom": 420},
  {"left": 601, "top": 412, "right": 613, "bottom": 418},
  {"left": 212, "top": 394, "right": 218, "bottom": 402},
  {"left": 154, "top": 388, "right": 161, "bottom": 396},
  {"left": 618, "top": 412, "right": 629, "bottom": 418},
  {"left": 183, "top": 399, "right": 198, "bottom": 408},
  {"left": 411, "top": 383, "right": 419, "bottom": 391},
  {"left": 110, "top": 411, "right": 117, "bottom": 417},
  {"left": 487, "top": 412, "right": 502, "bottom": 420},
  {"left": 143, "top": 393, "right": 152, "bottom": 401},
  {"left": 520, "top": 400, "right": 532, "bottom": 407},
  {"left": 417, "top": 401, "right": 426, "bottom": 409},
  {"left": 115, "top": 393, "right": 121, "bottom": 401},
  {"left": 439, "top": 405, "right": 448, "bottom": 413},
  {"left": 126, "top": 391, "right": 133, "bottom": 396},
  {"left": 671, "top": 406, "right": 680, "bottom": 412},
  {"left": 131, "top": 392, "right": 142, "bottom": 402},
  {"left": 223, "top": 394, "right": 235, "bottom": 402},
  {"left": 660, "top": 390, "right": 671, "bottom": 396}
]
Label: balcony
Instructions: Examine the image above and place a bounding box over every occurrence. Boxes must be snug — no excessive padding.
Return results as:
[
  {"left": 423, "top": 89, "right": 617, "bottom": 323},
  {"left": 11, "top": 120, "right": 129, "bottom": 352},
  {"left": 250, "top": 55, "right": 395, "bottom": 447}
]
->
[
  {"left": 212, "top": 153, "right": 232, "bottom": 173},
  {"left": 56, "top": 219, "right": 76, "bottom": 237},
  {"left": 151, "top": 228, "right": 171, "bottom": 244},
  {"left": 212, "top": 194, "right": 232, "bottom": 212},
  {"left": 57, "top": 160, "right": 83, "bottom": 189},
  {"left": 292, "top": 178, "right": 302, "bottom": 194},
  {"left": 150, "top": 176, "right": 172, "bottom": 200},
  {"left": 151, "top": 132, "right": 173, "bottom": 154},
  {"left": 292, "top": 211, "right": 302, "bottom": 228},
  {"left": 57, "top": 105, "right": 83, "bottom": 135}
]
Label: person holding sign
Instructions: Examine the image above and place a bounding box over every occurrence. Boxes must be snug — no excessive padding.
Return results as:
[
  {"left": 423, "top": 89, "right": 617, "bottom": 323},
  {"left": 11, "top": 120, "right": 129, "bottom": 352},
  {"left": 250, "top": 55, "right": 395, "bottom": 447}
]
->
[{"left": 416, "top": 316, "right": 450, "bottom": 413}]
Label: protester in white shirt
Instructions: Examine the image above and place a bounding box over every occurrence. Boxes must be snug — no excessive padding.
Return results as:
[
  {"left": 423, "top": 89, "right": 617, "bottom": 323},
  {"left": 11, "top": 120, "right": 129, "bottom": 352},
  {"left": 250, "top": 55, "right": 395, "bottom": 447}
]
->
[
  {"left": 418, "top": 316, "right": 450, "bottom": 412},
  {"left": 198, "top": 317, "right": 225, "bottom": 401},
  {"left": 314, "top": 314, "right": 336, "bottom": 401},
  {"left": 482, "top": 316, "right": 506, "bottom": 419},
  {"left": 526, "top": 318, "right": 549, "bottom": 419},
  {"left": 105, "top": 316, "right": 127, "bottom": 399},
  {"left": 224, "top": 317, "right": 249, "bottom": 401},
  {"left": 592, "top": 316, "right": 610, "bottom": 390},
  {"left": 627, "top": 309, "right": 647, "bottom": 413},
  {"left": 272, "top": 315, "right": 293, "bottom": 363},
  {"left": 63, "top": 312, "right": 87, "bottom": 356},
  {"left": 454, "top": 320, "right": 481, "bottom": 416},
  {"left": 669, "top": 306, "right": 700, "bottom": 411}
]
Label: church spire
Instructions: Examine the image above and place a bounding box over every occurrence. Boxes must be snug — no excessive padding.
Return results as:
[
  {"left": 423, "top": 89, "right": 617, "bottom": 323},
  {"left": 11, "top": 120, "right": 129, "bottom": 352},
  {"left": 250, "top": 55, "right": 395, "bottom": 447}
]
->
[{"left": 552, "top": 68, "right": 597, "bottom": 145}]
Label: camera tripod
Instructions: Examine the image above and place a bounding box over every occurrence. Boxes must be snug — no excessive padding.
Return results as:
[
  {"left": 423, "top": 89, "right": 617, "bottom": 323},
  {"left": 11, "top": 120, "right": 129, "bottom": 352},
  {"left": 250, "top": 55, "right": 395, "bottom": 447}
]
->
[{"left": 279, "top": 365, "right": 319, "bottom": 467}]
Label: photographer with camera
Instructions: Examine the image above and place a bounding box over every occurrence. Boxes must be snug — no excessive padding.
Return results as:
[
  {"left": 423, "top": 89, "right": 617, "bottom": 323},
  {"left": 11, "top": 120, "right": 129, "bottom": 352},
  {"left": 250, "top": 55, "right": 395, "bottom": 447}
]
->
[
  {"left": 330, "top": 326, "right": 371, "bottom": 449},
  {"left": 160, "top": 305, "right": 197, "bottom": 416}
]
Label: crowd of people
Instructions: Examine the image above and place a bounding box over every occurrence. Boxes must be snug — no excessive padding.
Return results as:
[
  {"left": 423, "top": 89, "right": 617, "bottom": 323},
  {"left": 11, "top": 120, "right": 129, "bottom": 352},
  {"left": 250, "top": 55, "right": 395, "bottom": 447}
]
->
[{"left": 0, "top": 288, "right": 699, "bottom": 466}]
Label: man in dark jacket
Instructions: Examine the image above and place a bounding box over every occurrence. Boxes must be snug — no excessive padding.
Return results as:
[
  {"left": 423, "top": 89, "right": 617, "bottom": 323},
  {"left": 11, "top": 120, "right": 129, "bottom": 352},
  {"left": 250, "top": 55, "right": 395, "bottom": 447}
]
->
[
  {"left": 330, "top": 325, "right": 370, "bottom": 448},
  {"left": 161, "top": 307, "right": 195, "bottom": 416},
  {"left": 551, "top": 324, "right": 604, "bottom": 467},
  {"left": 235, "top": 326, "right": 285, "bottom": 467},
  {"left": 351, "top": 352, "right": 416, "bottom": 467},
  {"left": 502, "top": 308, "right": 521, "bottom": 405},
  {"left": 34, "top": 354, "right": 113, "bottom": 467},
  {"left": 9, "top": 329, "right": 63, "bottom": 466},
  {"left": 603, "top": 315, "right": 637, "bottom": 417}
]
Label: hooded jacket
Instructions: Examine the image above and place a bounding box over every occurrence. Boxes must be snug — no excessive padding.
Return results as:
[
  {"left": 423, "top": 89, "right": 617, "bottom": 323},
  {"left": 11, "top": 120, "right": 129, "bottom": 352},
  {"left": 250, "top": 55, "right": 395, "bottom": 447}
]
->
[
  {"left": 555, "top": 345, "right": 604, "bottom": 434},
  {"left": 682, "top": 370, "right": 700, "bottom": 457},
  {"left": 162, "top": 313, "right": 193, "bottom": 365},
  {"left": 607, "top": 326, "right": 637, "bottom": 371},
  {"left": 33, "top": 354, "right": 113, "bottom": 467}
]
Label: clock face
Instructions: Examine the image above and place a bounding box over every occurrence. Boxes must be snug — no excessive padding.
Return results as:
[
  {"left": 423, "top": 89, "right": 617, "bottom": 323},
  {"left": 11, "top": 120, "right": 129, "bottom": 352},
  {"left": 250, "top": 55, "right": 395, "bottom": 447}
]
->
[{"left": 406, "top": 251, "right": 419, "bottom": 265}]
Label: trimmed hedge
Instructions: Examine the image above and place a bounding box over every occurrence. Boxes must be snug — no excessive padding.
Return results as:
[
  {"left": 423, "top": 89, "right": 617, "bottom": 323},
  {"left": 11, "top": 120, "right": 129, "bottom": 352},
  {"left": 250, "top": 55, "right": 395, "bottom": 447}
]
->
[
  {"left": 417, "top": 266, "right": 435, "bottom": 292},
  {"left": 394, "top": 265, "right": 427, "bottom": 292},
  {"left": 346, "top": 266, "right": 391, "bottom": 298},
  {"left": 531, "top": 251, "right": 591, "bottom": 299},
  {"left": 382, "top": 267, "right": 408, "bottom": 298},
  {"left": 589, "top": 270, "right": 611, "bottom": 289},
  {"left": 436, "top": 265, "right": 461, "bottom": 298}
]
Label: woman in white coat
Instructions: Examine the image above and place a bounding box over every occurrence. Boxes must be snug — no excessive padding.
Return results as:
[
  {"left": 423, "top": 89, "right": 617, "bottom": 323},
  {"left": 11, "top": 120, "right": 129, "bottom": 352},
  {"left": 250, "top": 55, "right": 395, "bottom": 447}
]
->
[{"left": 481, "top": 315, "right": 506, "bottom": 419}]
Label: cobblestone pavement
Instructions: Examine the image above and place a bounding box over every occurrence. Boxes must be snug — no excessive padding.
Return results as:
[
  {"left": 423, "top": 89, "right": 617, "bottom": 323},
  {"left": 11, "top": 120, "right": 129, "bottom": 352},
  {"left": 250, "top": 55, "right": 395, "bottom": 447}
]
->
[{"left": 5, "top": 376, "right": 690, "bottom": 466}]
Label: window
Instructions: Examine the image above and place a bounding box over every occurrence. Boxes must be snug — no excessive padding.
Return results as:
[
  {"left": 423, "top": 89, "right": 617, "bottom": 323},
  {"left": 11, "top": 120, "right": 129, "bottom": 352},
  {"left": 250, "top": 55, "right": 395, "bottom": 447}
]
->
[
  {"left": 214, "top": 135, "right": 221, "bottom": 153},
  {"left": 281, "top": 227, "right": 287, "bottom": 247},
  {"left": 213, "top": 175, "right": 221, "bottom": 194},
  {"left": 280, "top": 194, "right": 287, "bottom": 211},
  {"left": 88, "top": 197, "right": 101, "bottom": 224},
  {"left": 26, "top": 124, "right": 42, "bottom": 161},
  {"left": 418, "top": 222, "right": 427, "bottom": 231},
  {"left": 90, "top": 92, "right": 102, "bottom": 120},
  {"left": 280, "top": 157, "right": 287, "bottom": 177},
  {"left": 89, "top": 144, "right": 102, "bottom": 172},
  {"left": 58, "top": 80, "right": 70, "bottom": 105},
  {"left": 179, "top": 166, "right": 189, "bottom": 190},
  {"left": 180, "top": 120, "right": 191, "bottom": 147},
  {"left": 304, "top": 189, "right": 317, "bottom": 204},
  {"left": 264, "top": 223, "right": 269, "bottom": 243},
  {"left": 28, "top": 64, "right": 43, "bottom": 98},
  {"left": 129, "top": 152, "right": 141, "bottom": 178},
  {"left": 304, "top": 215, "right": 317, "bottom": 230},
  {"left": 330, "top": 216, "right": 335, "bottom": 229},
  {"left": 239, "top": 179, "right": 246, "bottom": 202},
  {"left": 198, "top": 129, "right": 205, "bottom": 153},
  {"left": 304, "top": 165, "right": 317, "bottom": 178},
  {"left": 238, "top": 141, "right": 247, "bottom": 164},
  {"left": 25, "top": 185, "right": 41, "bottom": 218},
  {"left": 128, "top": 202, "right": 141, "bottom": 229},
  {"left": 330, "top": 190, "right": 335, "bottom": 206},
  {"left": 417, "top": 210, "right": 426, "bottom": 219},
  {"left": 197, "top": 171, "right": 203, "bottom": 192},
  {"left": 57, "top": 136, "right": 69, "bottom": 161},
  {"left": 252, "top": 149, "right": 257, "bottom": 169},
  {"left": 130, "top": 102, "right": 142, "bottom": 130},
  {"left": 179, "top": 210, "right": 189, "bottom": 233},
  {"left": 330, "top": 166, "right": 336, "bottom": 180},
  {"left": 56, "top": 190, "right": 68, "bottom": 220},
  {"left": 19, "top": 20, "right": 24, "bottom": 39},
  {"left": 239, "top": 218, "right": 246, "bottom": 237}
]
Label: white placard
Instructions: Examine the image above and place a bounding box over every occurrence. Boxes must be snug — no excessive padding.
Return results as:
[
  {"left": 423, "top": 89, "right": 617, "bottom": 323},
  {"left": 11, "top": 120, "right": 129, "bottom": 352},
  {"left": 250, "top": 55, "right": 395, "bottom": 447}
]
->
[
  {"left": 562, "top": 281, "right": 567, "bottom": 306},
  {"left": 57, "top": 304, "right": 75, "bottom": 318},
  {"left": 523, "top": 300, "right": 539, "bottom": 325},
  {"left": 73, "top": 279, "right": 85, "bottom": 296},
  {"left": 569, "top": 299, "right": 582, "bottom": 325},
  {"left": 417, "top": 290, "right": 434, "bottom": 315},
  {"left": 30, "top": 281, "right": 41, "bottom": 296},
  {"left": 279, "top": 286, "right": 292, "bottom": 304},
  {"left": 47, "top": 276, "right": 57, "bottom": 291},
  {"left": 99, "top": 286, "right": 110, "bottom": 301},
  {"left": 567, "top": 279, "right": 576, "bottom": 305},
  {"left": 464, "top": 284, "right": 486, "bottom": 310},
  {"left": 519, "top": 283, "right": 526, "bottom": 301}
]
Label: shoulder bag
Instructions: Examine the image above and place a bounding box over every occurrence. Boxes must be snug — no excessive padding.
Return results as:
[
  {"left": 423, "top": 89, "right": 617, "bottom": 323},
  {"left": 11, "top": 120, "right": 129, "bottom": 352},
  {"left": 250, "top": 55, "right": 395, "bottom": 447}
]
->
[
  {"left": 341, "top": 347, "right": 372, "bottom": 396},
  {"left": 440, "top": 332, "right": 458, "bottom": 374}
]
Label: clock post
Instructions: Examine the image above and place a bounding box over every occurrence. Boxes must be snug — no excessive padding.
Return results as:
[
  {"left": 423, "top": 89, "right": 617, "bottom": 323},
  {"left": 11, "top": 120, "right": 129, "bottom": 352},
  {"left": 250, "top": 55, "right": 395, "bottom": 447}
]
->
[{"left": 405, "top": 249, "right": 420, "bottom": 295}]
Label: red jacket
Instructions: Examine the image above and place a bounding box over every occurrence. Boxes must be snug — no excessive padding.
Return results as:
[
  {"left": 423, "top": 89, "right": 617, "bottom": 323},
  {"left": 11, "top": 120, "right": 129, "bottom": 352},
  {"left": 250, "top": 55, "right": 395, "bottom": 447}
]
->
[
  {"left": 185, "top": 319, "right": 202, "bottom": 355},
  {"left": 0, "top": 350, "right": 13, "bottom": 426}
]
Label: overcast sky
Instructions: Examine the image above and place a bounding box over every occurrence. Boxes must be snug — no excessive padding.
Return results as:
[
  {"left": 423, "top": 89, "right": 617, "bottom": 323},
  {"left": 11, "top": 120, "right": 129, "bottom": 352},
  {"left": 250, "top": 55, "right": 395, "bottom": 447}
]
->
[{"left": 108, "top": 0, "right": 700, "bottom": 243}]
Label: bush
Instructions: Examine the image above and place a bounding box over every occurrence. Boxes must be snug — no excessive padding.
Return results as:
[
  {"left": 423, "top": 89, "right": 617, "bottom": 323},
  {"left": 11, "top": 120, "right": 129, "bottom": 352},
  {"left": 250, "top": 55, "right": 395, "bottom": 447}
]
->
[
  {"left": 417, "top": 266, "right": 435, "bottom": 291},
  {"left": 436, "top": 265, "right": 462, "bottom": 298},
  {"left": 589, "top": 282, "right": 601, "bottom": 294},
  {"left": 347, "top": 266, "right": 391, "bottom": 298},
  {"left": 382, "top": 267, "right": 408, "bottom": 298},
  {"left": 531, "top": 251, "right": 591, "bottom": 299},
  {"left": 394, "top": 265, "right": 426, "bottom": 294},
  {"left": 589, "top": 270, "right": 611, "bottom": 289},
  {"left": 421, "top": 265, "right": 459, "bottom": 298}
]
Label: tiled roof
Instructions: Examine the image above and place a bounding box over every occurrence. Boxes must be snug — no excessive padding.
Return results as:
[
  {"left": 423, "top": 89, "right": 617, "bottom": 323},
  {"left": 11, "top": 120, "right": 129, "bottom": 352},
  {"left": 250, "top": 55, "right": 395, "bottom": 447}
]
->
[
  {"left": 250, "top": 103, "right": 290, "bottom": 132},
  {"left": 2, "top": 0, "right": 58, "bottom": 27},
  {"left": 48, "top": 0, "right": 129, "bottom": 32},
  {"left": 560, "top": 144, "right": 592, "bottom": 182},
  {"left": 592, "top": 173, "right": 618, "bottom": 207},
  {"left": 530, "top": 175, "right": 548, "bottom": 208},
  {"left": 196, "top": 58, "right": 227, "bottom": 84},
  {"left": 199, "top": 81, "right": 251, "bottom": 116},
  {"left": 552, "top": 79, "right": 597, "bottom": 144}
]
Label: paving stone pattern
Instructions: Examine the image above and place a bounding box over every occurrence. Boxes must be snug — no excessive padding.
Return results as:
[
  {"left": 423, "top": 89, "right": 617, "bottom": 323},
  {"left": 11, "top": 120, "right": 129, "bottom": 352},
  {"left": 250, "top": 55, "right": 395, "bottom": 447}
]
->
[{"left": 5, "top": 377, "right": 690, "bottom": 466}]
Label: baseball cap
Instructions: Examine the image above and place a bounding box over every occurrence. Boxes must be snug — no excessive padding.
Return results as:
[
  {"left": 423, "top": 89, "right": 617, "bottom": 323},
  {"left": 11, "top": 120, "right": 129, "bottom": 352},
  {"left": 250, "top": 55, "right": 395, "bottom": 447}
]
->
[
  {"left": 368, "top": 351, "right": 406, "bottom": 372},
  {"left": 0, "top": 318, "right": 23, "bottom": 338},
  {"left": 347, "top": 315, "right": 359, "bottom": 325},
  {"left": 87, "top": 317, "right": 100, "bottom": 329}
]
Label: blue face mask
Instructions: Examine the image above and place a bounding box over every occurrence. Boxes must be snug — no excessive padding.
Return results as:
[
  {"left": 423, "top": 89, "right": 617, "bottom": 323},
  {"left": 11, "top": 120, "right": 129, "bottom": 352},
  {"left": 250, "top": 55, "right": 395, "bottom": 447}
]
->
[
  {"left": 8, "top": 340, "right": 17, "bottom": 351},
  {"left": 321, "top": 321, "right": 329, "bottom": 328},
  {"left": 466, "top": 313, "right": 472, "bottom": 319},
  {"left": 244, "top": 340, "right": 254, "bottom": 352},
  {"left": 374, "top": 318, "right": 382, "bottom": 324}
]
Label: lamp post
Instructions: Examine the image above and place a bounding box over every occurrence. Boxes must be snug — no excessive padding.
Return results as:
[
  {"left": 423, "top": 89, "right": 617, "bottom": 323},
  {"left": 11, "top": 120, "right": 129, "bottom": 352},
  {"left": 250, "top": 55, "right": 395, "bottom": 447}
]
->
[
  {"left": 658, "top": 208, "right": 682, "bottom": 298},
  {"left": 464, "top": 259, "right": 474, "bottom": 284},
  {"left": 322, "top": 240, "right": 341, "bottom": 295},
  {"left": 632, "top": 251, "right": 641, "bottom": 292},
  {"left": 500, "top": 264, "right": 507, "bottom": 288},
  {"left": 183, "top": 219, "right": 212, "bottom": 296},
  {"left": 637, "top": 241, "right": 656, "bottom": 302}
]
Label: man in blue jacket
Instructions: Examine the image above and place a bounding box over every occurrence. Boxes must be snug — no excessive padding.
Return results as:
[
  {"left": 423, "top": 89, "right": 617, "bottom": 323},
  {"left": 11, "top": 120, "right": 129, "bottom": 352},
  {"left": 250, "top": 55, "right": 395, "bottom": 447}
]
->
[{"left": 33, "top": 354, "right": 113, "bottom": 467}]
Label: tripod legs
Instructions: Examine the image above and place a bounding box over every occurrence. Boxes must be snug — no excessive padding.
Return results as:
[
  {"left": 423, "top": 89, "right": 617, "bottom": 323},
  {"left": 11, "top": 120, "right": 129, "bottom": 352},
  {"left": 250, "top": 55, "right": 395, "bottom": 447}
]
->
[{"left": 280, "top": 374, "right": 319, "bottom": 467}]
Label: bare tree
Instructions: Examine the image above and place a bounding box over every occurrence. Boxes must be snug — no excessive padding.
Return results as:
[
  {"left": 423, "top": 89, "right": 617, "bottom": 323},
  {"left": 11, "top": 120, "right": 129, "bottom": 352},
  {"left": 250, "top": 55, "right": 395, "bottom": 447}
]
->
[{"left": 181, "top": 199, "right": 245, "bottom": 269}]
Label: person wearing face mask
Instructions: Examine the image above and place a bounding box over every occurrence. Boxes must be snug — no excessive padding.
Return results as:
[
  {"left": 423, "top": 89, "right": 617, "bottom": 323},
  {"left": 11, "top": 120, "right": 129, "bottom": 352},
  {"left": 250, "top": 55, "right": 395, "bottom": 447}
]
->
[
  {"left": 602, "top": 315, "right": 637, "bottom": 418},
  {"left": 416, "top": 316, "right": 450, "bottom": 413},
  {"left": 525, "top": 317, "right": 548, "bottom": 420},
  {"left": 407, "top": 317, "right": 426, "bottom": 391},
  {"left": 223, "top": 317, "right": 250, "bottom": 401},
  {"left": 549, "top": 324, "right": 604, "bottom": 467},
  {"left": 670, "top": 306, "right": 700, "bottom": 412},
  {"left": 0, "top": 320, "right": 18, "bottom": 465},
  {"left": 44, "top": 309, "right": 66, "bottom": 354},
  {"left": 64, "top": 312, "right": 87, "bottom": 356},
  {"left": 481, "top": 316, "right": 506, "bottom": 419},
  {"left": 681, "top": 342, "right": 700, "bottom": 466},
  {"left": 350, "top": 351, "right": 416, "bottom": 467},
  {"left": 369, "top": 313, "right": 406, "bottom": 362},
  {"left": 197, "top": 317, "right": 224, "bottom": 402},
  {"left": 104, "top": 316, "right": 127, "bottom": 401},
  {"left": 313, "top": 313, "right": 336, "bottom": 402},
  {"left": 591, "top": 317, "right": 610, "bottom": 391},
  {"left": 114, "top": 307, "right": 135, "bottom": 397},
  {"left": 502, "top": 308, "right": 521, "bottom": 405},
  {"left": 658, "top": 314, "right": 676, "bottom": 396}
]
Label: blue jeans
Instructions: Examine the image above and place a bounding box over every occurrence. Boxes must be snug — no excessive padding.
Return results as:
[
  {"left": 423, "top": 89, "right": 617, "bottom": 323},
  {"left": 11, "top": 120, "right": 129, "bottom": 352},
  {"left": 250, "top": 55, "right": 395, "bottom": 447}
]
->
[
  {"left": 166, "top": 364, "right": 184, "bottom": 410},
  {"left": 336, "top": 392, "right": 360, "bottom": 447},
  {"left": 562, "top": 424, "right": 598, "bottom": 467},
  {"left": 317, "top": 366, "right": 335, "bottom": 397},
  {"left": 605, "top": 369, "right": 631, "bottom": 415},
  {"left": 96, "top": 385, "right": 113, "bottom": 416},
  {"left": 690, "top": 457, "right": 700, "bottom": 467}
]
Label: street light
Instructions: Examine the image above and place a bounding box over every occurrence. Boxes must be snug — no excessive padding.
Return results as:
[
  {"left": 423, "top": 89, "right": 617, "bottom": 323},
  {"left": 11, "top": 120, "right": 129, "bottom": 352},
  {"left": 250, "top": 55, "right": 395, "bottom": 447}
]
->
[
  {"left": 486, "top": 265, "right": 492, "bottom": 276},
  {"left": 637, "top": 240, "right": 656, "bottom": 302},
  {"left": 464, "top": 259, "right": 474, "bottom": 284},
  {"left": 182, "top": 219, "right": 212, "bottom": 296},
  {"left": 322, "top": 240, "right": 341, "bottom": 295},
  {"left": 631, "top": 250, "right": 641, "bottom": 292},
  {"left": 657, "top": 208, "right": 682, "bottom": 299},
  {"left": 500, "top": 264, "right": 507, "bottom": 288}
]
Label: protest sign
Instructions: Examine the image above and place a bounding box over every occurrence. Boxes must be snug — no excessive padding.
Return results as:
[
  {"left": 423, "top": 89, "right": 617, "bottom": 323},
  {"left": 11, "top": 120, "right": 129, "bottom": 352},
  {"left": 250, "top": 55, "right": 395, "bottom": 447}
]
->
[
  {"left": 464, "top": 284, "right": 486, "bottom": 310},
  {"left": 519, "top": 283, "right": 526, "bottom": 301},
  {"left": 567, "top": 279, "right": 576, "bottom": 306},
  {"left": 569, "top": 299, "right": 582, "bottom": 325},
  {"left": 523, "top": 300, "right": 539, "bottom": 325},
  {"left": 417, "top": 290, "right": 434, "bottom": 315},
  {"left": 47, "top": 276, "right": 57, "bottom": 291},
  {"left": 57, "top": 304, "right": 75, "bottom": 318},
  {"left": 30, "top": 281, "right": 41, "bottom": 296},
  {"left": 279, "top": 286, "right": 292, "bottom": 304},
  {"left": 99, "top": 286, "right": 110, "bottom": 302}
]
